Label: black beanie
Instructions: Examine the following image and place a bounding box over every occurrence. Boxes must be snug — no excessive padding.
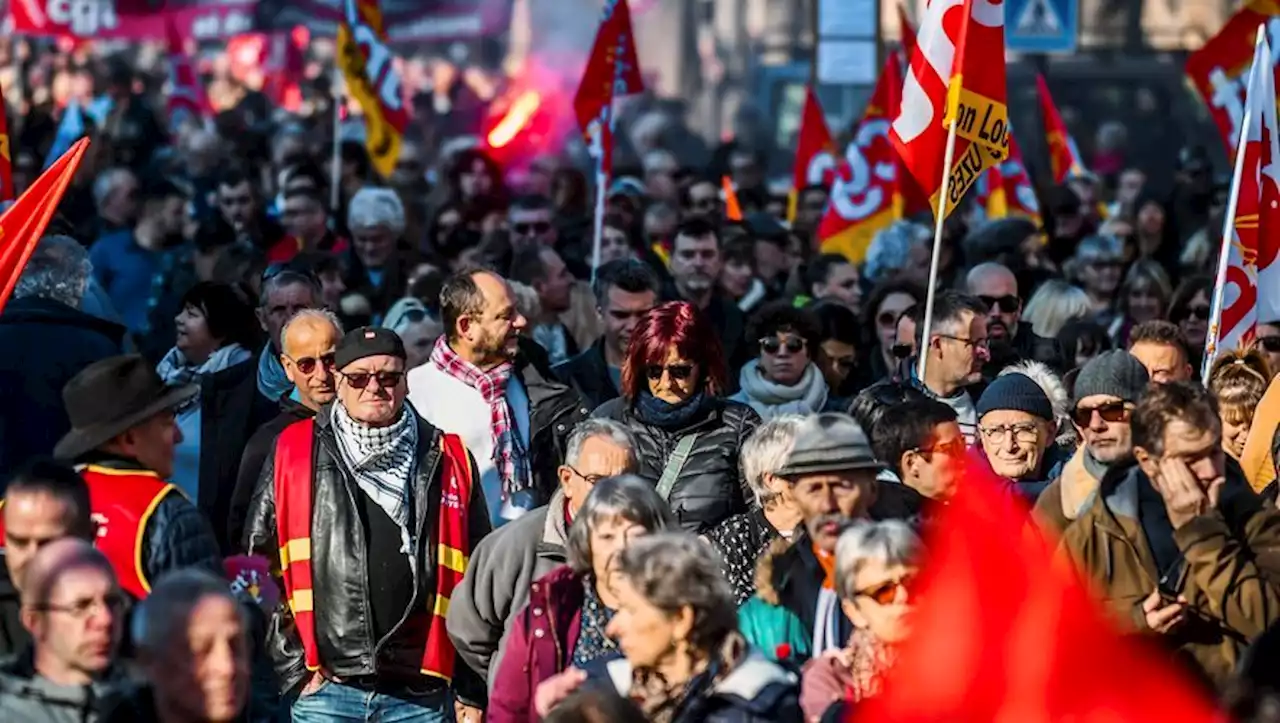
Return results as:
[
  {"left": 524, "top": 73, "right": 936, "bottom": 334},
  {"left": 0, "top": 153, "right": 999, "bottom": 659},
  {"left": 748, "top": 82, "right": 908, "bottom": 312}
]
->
[{"left": 977, "top": 373, "right": 1054, "bottom": 421}]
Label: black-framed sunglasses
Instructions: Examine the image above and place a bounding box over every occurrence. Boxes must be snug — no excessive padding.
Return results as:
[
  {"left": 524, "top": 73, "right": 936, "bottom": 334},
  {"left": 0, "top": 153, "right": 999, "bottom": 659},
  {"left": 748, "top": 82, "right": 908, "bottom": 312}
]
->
[
  {"left": 891, "top": 343, "right": 914, "bottom": 360},
  {"left": 646, "top": 363, "right": 695, "bottom": 381},
  {"left": 1258, "top": 336, "right": 1280, "bottom": 352},
  {"left": 338, "top": 370, "right": 405, "bottom": 389},
  {"left": 760, "top": 336, "right": 805, "bottom": 354},
  {"left": 513, "top": 221, "right": 552, "bottom": 236},
  {"left": 979, "top": 294, "right": 1020, "bottom": 313},
  {"left": 1178, "top": 305, "right": 1211, "bottom": 322},
  {"left": 287, "top": 352, "right": 336, "bottom": 375}
]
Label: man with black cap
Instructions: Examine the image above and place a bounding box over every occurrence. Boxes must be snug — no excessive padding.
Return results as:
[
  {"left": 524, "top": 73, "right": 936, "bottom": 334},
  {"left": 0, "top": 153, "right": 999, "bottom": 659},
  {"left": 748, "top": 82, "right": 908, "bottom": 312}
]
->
[
  {"left": 738, "top": 413, "right": 883, "bottom": 665},
  {"left": 46, "top": 355, "right": 221, "bottom": 601},
  {"left": 1035, "top": 350, "right": 1149, "bottom": 534},
  {"left": 244, "top": 326, "right": 490, "bottom": 722},
  {"left": 974, "top": 372, "right": 1071, "bottom": 504}
]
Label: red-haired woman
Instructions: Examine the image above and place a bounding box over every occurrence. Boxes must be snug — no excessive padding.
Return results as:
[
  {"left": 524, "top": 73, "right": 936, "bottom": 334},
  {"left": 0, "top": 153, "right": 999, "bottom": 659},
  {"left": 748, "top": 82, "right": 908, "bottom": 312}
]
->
[{"left": 593, "top": 301, "right": 761, "bottom": 533}]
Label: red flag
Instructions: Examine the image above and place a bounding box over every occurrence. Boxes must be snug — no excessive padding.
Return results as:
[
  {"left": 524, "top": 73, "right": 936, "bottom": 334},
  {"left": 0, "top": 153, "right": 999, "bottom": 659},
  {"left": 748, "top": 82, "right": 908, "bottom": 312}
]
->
[
  {"left": 0, "top": 77, "right": 12, "bottom": 202},
  {"left": 573, "top": 0, "right": 644, "bottom": 142},
  {"left": 1186, "top": 1, "right": 1280, "bottom": 154},
  {"left": 792, "top": 87, "right": 837, "bottom": 191},
  {"left": 261, "top": 27, "right": 308, "bottom": 112},
  {"left": 817, "top": 56, "right": 904, "bottom": 261},
  {"left": 975, "top": 132, "right": 1041, "bottom": 225},
  {"left": 897, "top": 2, "right": 918, "bottom": 60},
  {"left": 0, "top": 138, "right": 90, "bottom": 314},
  {"left": 891, "top": 0, "right": 1009, "bottom": 219},
  {"left": 338, "top": 0, "right": 410, "bottom": 179},
  {"left": 1035, "top": 74, "right": 1088, "bottom": 184},
  {"left": 165, "top": 15, "right": 210, "bottom": 133},
  {"left": 857, "top": 460, "right": 1221, "bottom": 723}
]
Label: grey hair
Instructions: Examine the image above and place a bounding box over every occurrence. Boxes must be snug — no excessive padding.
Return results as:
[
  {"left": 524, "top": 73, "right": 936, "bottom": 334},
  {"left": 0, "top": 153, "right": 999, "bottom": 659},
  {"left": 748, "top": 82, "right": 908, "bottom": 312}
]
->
[
  {"left": 615, "top": 532, "right": 738, "bottom": 653},
  {"left": 261, "top": 269, "right": 322, "bottom": 309},
  {"left": 13, "top": 235, "right": 91, "bottom": 308},
  {"left": 1022, "top": 280, "right": 1091, "bottom": 337},
  {"left": 347, "top": 187, "right": 407, "bottom": 235},
  {"left": 865, "top": 220, "right": 929, "bottom": 284},
  {"left": 566, "top": 475, "right": 676, "bottom": 575},
  {"left": 564, "top": 419, "right": 637, "bottom": 470},
  {"left": 92, "top": 167, "right": 134, "bottom": 210},
  {"left": 280, "top": 308, "right": 344, "bottom": 351},
  {"left": 834, "top": 520, "right": 921, "bottom": 601},
  {"left": 740, "top": 415, "right": 804, "bottom": 507},
  {"left": 382, "top": 298, "right": 432, "bottom": 336},
  {"left": 1000, "top": 360, "right": 1071, "bottom": 444},
  {"left": 131, "top": 568, "right": 247, "bottom": 658}
]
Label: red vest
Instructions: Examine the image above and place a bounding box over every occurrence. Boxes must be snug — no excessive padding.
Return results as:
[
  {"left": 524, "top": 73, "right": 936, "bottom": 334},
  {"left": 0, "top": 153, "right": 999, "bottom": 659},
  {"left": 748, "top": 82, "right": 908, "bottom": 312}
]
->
[
  {"left": 0, "top": 465, "right": 175, "bottom": 600},
  {"left": 272, "top": 418, "right": 473, "bottom": 682}
]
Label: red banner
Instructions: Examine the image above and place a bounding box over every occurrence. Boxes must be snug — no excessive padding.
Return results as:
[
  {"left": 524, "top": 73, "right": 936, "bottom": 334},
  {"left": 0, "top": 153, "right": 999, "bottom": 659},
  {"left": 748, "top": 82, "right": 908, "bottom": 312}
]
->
[
  {"left": 1186, "top": 0, "right": 1280, "bottom": 153},
  {"left": 253, "top": 0, "right": 513, "bottom": 44},
  {"left": 9, "top": 0, "right": 255, "bottom": 41}
]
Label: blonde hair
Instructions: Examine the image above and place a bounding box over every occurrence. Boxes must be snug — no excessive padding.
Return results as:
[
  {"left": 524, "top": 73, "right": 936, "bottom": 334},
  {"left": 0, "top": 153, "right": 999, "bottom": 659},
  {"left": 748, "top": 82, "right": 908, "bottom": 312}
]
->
[
  {"left": 1022, "top": 280, "right": 1092, "bottom": 337},
  {"left": 1209, "top": 347, "right": 1272, "bottom": 425}
]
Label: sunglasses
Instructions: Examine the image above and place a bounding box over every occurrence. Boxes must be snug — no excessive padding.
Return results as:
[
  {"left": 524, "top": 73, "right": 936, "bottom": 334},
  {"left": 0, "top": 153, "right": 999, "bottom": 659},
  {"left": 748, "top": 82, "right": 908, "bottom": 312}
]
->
[
  {"left": 339, "top": 370, "right": 405, "bottom": 389},
  {"left": 288, "top": 352, "right": 336, "bottom": 375},
  {"left": 979, "top": 294, "right": 1020, "bottom": 313},
  {"left": 891, "top": 343, "right": 914, "bottom": 360},
  {"left": 1072, "top": 400, "right": 1130, "bottom": 428},
  {"left": 857, "top": 573, "right": 918, "bottom": 606},
  {"left": 513, "top": 221, "right": 552, "bottom": 235},
  {"left": 646, "top": 364, "right": 695, "bottom": 381},
  {"left": 1180, "top": 306, "right": 1211, "bottom": 322},
  {"left": 760, "top": 336, "right": 805, "bottom": 354},
  {"left": 1258, "top": 336, "right": 1280, "bottom": 352},
  {"left": 877, "top": 311, "right": 901, "bottom": 327}
]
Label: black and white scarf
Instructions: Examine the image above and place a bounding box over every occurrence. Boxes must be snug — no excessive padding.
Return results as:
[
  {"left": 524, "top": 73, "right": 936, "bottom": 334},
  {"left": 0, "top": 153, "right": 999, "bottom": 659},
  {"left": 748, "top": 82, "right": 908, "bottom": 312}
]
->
[{"left": 331, "top": 401, "right": 419, "bottom": 556}]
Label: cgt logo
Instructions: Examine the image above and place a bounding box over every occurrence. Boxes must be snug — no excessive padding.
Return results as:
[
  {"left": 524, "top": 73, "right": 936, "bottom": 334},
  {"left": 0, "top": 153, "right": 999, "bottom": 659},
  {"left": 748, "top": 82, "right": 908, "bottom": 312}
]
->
[{"left": 47, "top": 0, "right": 118, "bottom": 36}]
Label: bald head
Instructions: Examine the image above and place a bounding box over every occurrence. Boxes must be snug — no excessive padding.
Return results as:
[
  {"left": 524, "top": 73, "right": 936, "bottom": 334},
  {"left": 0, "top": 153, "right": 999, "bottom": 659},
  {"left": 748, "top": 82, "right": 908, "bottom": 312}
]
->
[
  {"left": 21, "top": 538, "right": 114, "bottom": 608},
  {"left": 966, "top": 262, "right": 1021, "bottom": 340},
  {"left": 440, "top": 269, "right": 528, "bottom": 368}
]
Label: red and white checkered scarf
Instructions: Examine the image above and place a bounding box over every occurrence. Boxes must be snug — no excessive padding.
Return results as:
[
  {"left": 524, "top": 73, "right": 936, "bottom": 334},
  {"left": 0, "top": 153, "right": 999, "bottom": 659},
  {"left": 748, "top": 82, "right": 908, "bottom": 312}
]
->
[{"left": 430, "top": 336, "right": 530, "bottom": 498}]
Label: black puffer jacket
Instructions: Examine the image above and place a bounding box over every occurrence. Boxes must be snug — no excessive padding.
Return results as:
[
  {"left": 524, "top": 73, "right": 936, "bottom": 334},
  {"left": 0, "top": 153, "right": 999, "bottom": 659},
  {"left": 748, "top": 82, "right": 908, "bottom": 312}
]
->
[
  {"left": 242, "top": 408, "right": 492, "bottom": 705},
  {"left": 593, "top": 397, "right": 760, "bottom": 533}
]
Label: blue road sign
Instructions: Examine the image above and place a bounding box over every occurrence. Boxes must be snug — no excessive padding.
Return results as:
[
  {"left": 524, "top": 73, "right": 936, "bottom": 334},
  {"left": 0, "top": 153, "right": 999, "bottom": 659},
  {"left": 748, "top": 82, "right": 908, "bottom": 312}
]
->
[{"left": 1005, "top": 0, "right": 1078, "bottom": 54}]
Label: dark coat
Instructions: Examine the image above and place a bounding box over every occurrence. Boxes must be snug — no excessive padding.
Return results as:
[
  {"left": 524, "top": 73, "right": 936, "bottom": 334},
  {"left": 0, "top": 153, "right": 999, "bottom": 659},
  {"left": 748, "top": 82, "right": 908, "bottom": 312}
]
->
[
  {"left": 553, "top": 339, "right": 620, "bottom": 410},
  {"left": 985, "top": 323, "right": 1067, "bottom": 376},
  {"left": 242, "top": 407, "right": 492, "bottom": 703},
  {"left": 488, "top": 565, "right": 585, "bottom": 723},
  {"left": 514, "top": 340, "right": 593, "bottom": 505},
  {"left": 593, "top": 397, "right": 761, "bottom": 533},
  {"left": 228, "top": 395, "right": 314, "bottom": 551},
  {"left": 0, "top": 297, "right": 125, "bottom": 485},
  {"left": 0, "top": 566, "right": 26, "bottom": 660},
  {"left": 706, "top": 508, "right": 782, "bottom": 605}
]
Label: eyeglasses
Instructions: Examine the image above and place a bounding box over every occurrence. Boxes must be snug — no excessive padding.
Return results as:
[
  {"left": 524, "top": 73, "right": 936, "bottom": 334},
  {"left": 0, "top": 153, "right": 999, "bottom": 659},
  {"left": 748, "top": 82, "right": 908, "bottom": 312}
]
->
[
  {"left": 978, "top": 422, "right": 1041, "bottom": 444},
  {"left": 338, "top": 370, "right": 405, "bottom": 389},
  {"left": 890, "top": 343, "right": 914, "bottom": 360},
  {"left": 565, "top": 465, "right": 607, "bottom": 484},
  {"left": 979, "top": 294, "right": 1020, "bottom": 313},
  {"left": 1072, "top": 401, "right": 1130, "bottom": 428},
  {"left": 35, "top": 593, "right": 126, "bottom": 619},
  {"left": 856, "top": 573, "right": 918, "bottom": 605},
  {"left": 1179, "top": 306, "right": 1211, "bottom": 322},
  {"left": 287, "top": 352, "right": 336, "bottom": 375},
  {"left": 877, "top": 311, "right": 901, "bottom": 328},
  {"left": 917, "top": 437, "right": 966, "bottom": 459},
  {"left": 646, "top": 364, "right": 695, "bottom": 381},
  {"left": 1258, "top": 336, "right": 1280, "bottom": 352},
  {"left": 513, "top": 221, "right": 552, "bottom": 236},
  {"left": 937, "top": 334, "right": 990, "bottom": 351},
  {"left": 760, "top": 336, "right": 806, "bottom": 354}
]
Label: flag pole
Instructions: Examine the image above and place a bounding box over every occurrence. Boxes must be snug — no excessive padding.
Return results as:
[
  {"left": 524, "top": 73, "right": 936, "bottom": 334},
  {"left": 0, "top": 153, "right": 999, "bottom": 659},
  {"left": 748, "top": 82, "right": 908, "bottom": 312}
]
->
[
  {"left": 1203, "top": 25, "right": 1264, "bottom": 383},
  {"left": 916, "top": 119, "right": 960, "bottom": 382},
  {"left": 589, "top": 150, "right": 608, "bottom": 285},
  {"left": 330, "top": 54, "right": 345, "bottom": 213}
]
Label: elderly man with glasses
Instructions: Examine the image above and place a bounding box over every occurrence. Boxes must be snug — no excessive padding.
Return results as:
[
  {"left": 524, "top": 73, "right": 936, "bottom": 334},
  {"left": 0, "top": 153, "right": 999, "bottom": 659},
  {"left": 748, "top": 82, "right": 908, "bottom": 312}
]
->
[{"left": 974, "top": 373, "right": 1072, "bottom": 505}]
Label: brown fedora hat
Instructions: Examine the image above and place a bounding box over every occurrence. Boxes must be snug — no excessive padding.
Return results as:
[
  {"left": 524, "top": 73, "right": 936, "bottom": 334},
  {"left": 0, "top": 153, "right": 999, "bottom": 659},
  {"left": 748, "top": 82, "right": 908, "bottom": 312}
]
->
[{"left": 53, "top": 355, "right": 198, "bottom": 461}]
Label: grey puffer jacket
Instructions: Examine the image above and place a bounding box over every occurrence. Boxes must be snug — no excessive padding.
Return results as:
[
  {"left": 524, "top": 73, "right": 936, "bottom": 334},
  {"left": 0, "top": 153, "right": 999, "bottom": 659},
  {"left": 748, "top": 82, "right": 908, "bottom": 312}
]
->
[
  {"left": 593, "top": 397, "right": 761, "bottom": 533},
  {"left": 0, "top": 648, "right": 138, "bottom": 723}
]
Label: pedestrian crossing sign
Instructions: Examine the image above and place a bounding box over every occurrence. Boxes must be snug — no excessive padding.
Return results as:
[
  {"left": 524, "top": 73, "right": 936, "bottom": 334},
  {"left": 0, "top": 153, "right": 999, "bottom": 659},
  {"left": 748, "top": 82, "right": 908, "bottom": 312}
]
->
[{"left": 1005, "top": 0, "right": 1078, "bottom": 53}]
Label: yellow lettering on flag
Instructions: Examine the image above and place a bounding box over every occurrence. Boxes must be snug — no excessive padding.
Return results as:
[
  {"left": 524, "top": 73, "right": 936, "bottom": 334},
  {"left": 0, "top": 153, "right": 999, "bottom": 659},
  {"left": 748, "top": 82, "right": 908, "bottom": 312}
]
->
[
  {"left": 944, "top": 77, "right": 1009, "bottom": 159},
  {"left": 934, "top": 142, "right": 1003, "bottom": 213}
]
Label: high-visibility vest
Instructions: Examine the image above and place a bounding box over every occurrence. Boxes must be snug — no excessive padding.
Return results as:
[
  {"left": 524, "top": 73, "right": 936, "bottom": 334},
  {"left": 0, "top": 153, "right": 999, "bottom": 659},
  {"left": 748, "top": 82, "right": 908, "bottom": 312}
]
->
[
  {"left": 0, "top": 464, "right": 176, "bottom": 600},
  {"left": 272, "top": 418, "right": 473, "bottom": 681}
]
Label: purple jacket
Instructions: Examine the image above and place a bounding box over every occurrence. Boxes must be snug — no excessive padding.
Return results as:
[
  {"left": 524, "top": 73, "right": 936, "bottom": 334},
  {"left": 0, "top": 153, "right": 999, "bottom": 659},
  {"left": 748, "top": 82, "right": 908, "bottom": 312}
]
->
[{"left": 488, "top": 565, "right": 585, "bottom": 723}]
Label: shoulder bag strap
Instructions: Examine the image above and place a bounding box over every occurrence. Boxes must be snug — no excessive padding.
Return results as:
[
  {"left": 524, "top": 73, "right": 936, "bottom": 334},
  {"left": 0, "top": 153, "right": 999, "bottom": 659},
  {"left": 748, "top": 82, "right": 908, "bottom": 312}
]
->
[{"left": 656, "top": 433, "right": 699, "bottom": 501}]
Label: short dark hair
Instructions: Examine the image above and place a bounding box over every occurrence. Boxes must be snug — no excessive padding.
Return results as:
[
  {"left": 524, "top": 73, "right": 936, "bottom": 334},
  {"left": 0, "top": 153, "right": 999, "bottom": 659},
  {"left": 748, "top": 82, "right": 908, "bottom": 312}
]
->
[
  {"left": 210, "top": 243, "right": 266, "bottom": 288},
  {"left": 1129, "top": 320, "right": 1189, "bottom": 359},
  {"left": 804, "top": 254, "right": 853, "bottom": 294},
  {"left": 861, "top": 280, "right": 924, "bottom": 332},
  {"left": 141, "top": 177, "right": 186, "bottom": 206},
  {"left": 282, "top": 187, "right": 326, "bottom": 209},
  {"left": 507, "top": 245, "right": 550, "bottom": 286},
  {"left": 673, "top": 216, "right": 720, "bottom": 249},
  {"left": 191, "top": 217, "right": 238, "bottom": 254},
  {"left": 871, "top": 400, "right": 958, "bottom": 478},
  {"left": 217, "top": 167, "right": 253, "bottom": 191},
  {"left": 748, "top": 302, "right": 822, "bottom": 354},
  {"left": 1131, "top": 381, "right": 1220, "bottom": 456},
  {"left": 593, "top": 259, "right": 659, "bottom": 307},
  {"left": 721, "top": 235, "right": 754, "bottom": 268},
  {"left": 811, "top": 300, "right": 859, "bottom": 346},
  {"left": 440, "top": 270, "right": 489, "bottom": 342},
  {"left": 179, "top": 281, "right": 262, "bottom": 349},
  {"left": 5, "top": 458, "right": 93, "bottom": 540},
  {"left": 509, "top": 194, "right": 552, "bottom": 213},
  {"left": 849, "top": 383, "right": 931, "bottom": 446},
  {"left": 917, "top": 291, "right": 988, "bottom": 348}
]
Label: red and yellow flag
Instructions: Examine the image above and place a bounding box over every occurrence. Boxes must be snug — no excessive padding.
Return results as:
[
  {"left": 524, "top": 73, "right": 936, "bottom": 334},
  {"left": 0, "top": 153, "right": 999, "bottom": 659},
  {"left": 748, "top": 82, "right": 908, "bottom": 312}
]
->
[
  {"left": 0, "top": 137, "right": 90, "bottom": 313},
  {"left": 0, "top": 76, "right": 11, "bottom": 202},
  {"left": 791, "top": 86, "right": 836, "bottom": 193},
  {"left": 337, "top": 0, "right": 409, "bottom": 179},
  {"left": 1035, "top": 74, "right": 1088, "bottom": 183},
  {"left": 975, "top": 132, "right": 1041, "bottom": 225},
  {"left": 1186, "top": 0, "right": 1280, "bottom": 153},
  {"left": 891, "top": 0, "right": 1008, "bottom": 219},
  {"left": 817, "top": 55, "right": 905, "bottom": 262}
]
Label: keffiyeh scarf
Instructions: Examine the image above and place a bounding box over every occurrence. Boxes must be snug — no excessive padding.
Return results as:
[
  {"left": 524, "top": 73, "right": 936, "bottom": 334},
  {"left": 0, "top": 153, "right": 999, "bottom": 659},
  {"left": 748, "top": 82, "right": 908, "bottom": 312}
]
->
[
  {"left": 331, "top": 401, "right": 419, "bottom": 556},
  {"left": 429, "top": 336, "right": 530, "bottom": 499}
]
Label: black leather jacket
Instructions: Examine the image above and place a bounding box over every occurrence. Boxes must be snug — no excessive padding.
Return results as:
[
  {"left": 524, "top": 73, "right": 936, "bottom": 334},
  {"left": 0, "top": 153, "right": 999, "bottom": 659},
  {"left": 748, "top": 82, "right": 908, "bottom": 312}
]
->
[
  {"left": 242, "top": 408, "right": 492, "bottom": 704},
  {"left": 515, "top": 340, "right": 592, "bottom": 505},
  {"left": 593, "top": 397, "right": 760, "bottom": 533},
  {"left": 553, "top": 339, "right": 620, "bottom": 410}
]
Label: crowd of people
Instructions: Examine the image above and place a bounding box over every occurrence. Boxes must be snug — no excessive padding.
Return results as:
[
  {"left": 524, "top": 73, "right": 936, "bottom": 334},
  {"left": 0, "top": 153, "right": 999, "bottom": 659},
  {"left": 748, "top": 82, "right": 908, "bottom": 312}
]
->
[{"left": 1, "top": 35, "right": 1280, "bottom": 723}]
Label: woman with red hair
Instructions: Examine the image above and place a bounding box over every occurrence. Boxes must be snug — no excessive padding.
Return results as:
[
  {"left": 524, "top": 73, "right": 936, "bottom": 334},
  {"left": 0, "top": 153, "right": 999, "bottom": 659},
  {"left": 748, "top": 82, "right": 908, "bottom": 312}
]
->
[{"left": 594, "top": 301, "right": 761, "bottom": 533}]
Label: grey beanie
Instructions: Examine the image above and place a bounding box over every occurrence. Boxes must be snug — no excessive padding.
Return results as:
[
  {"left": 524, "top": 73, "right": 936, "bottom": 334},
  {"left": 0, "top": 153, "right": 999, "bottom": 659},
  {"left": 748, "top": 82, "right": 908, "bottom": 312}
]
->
[
  {"left": 774, "top": 413, "right": 882, "bottom": 477},
  {"left": 1073, "top": 350, "right": 1150, "bottom": 407}
]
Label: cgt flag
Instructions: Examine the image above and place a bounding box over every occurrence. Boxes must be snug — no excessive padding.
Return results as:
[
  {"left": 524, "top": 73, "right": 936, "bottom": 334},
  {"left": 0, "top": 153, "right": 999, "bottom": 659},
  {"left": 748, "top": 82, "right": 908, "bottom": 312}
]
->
[
  {"left": 337, "top": 0, "right": 409, "bottom": 179},
  {"left": 0, "top": 138, "right": 91, "bottom": 313},
  {"left": 1035, "top": 74, "right": 1088, "bottom": 183},
  {"left": 891, "top": 0, "right": 1009, "bottom": 220},
  {"left": 573, "top": 0, "right": 644, "bottom": 170},
  {"left": 791, "top": 87, "right": 837, "bottom": 193},
  {"left": 975, "top": 132, "right": 1041, "bottom": 225},
  {"left": 1187, "top": 1, "right": 1280, "bottom": 154}
]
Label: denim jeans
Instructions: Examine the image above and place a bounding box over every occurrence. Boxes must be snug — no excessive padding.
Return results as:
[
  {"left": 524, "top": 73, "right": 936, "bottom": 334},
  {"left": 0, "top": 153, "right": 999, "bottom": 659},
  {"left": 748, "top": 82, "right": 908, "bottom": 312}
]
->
[{"left": 291, "top": 680, "right": 454, "bottom": 722}]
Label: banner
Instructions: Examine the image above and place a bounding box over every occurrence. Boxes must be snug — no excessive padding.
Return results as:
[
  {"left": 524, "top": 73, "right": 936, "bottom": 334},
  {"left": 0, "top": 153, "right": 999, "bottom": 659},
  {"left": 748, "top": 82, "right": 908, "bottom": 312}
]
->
[
  {"left": 1035, "top": 73, "right": 1089, "bottom": 183},
  {"left": 791, "top": 87, "right": 837, "bottom": 191},
  {"left": 975, "top": 132, "right": 1040, "bottom": 224},
  {"left": 254, "top": 0, "right": 513, "bottom": 44},
  {"left": 338, "top": 0, "right": 409, "bottom": 179},
  {"left": 1186, "top": 0, "right": 1280, "bottom": 154},
  {"left": 9, "top": 0, "right": 255, "bottom": 41},
  {"left": 166, "top": 15, "right": 211, "bottom": 134}
]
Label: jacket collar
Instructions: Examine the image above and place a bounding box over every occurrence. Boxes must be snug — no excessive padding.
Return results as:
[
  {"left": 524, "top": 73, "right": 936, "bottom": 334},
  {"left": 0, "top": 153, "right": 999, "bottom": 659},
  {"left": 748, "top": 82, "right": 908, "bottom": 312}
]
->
[
  {"left": 1087, "top": 461, "right": 1159, "bottom": 580},
  {"left": 541, "top": 488, "right": 570, "bottom": 550}
]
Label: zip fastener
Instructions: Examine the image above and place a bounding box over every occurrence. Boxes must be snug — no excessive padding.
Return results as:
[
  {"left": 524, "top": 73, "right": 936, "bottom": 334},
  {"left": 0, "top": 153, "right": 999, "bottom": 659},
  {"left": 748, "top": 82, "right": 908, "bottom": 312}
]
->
[{"left": 319, "top": 434, "right": 378, "bottom": 665}]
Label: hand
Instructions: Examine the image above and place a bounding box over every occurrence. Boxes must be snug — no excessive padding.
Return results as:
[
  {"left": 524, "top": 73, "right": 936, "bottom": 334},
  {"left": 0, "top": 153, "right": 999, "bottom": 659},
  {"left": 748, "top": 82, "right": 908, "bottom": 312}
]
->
[
  {"left": 534, "top": 667, "right": 587, "bottom": 718},
  {"left": 1142, "top": 589, "right": 1186, "bottom": 634},
  {"left": 300, "top": 670, "right": 327, "bottom": 697},
  {"left": 455, "top": 702, "right": 484, "bottom": 723},
  {"left": 1155, "top": 457, "right": 1209, "bottom": 529}
]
